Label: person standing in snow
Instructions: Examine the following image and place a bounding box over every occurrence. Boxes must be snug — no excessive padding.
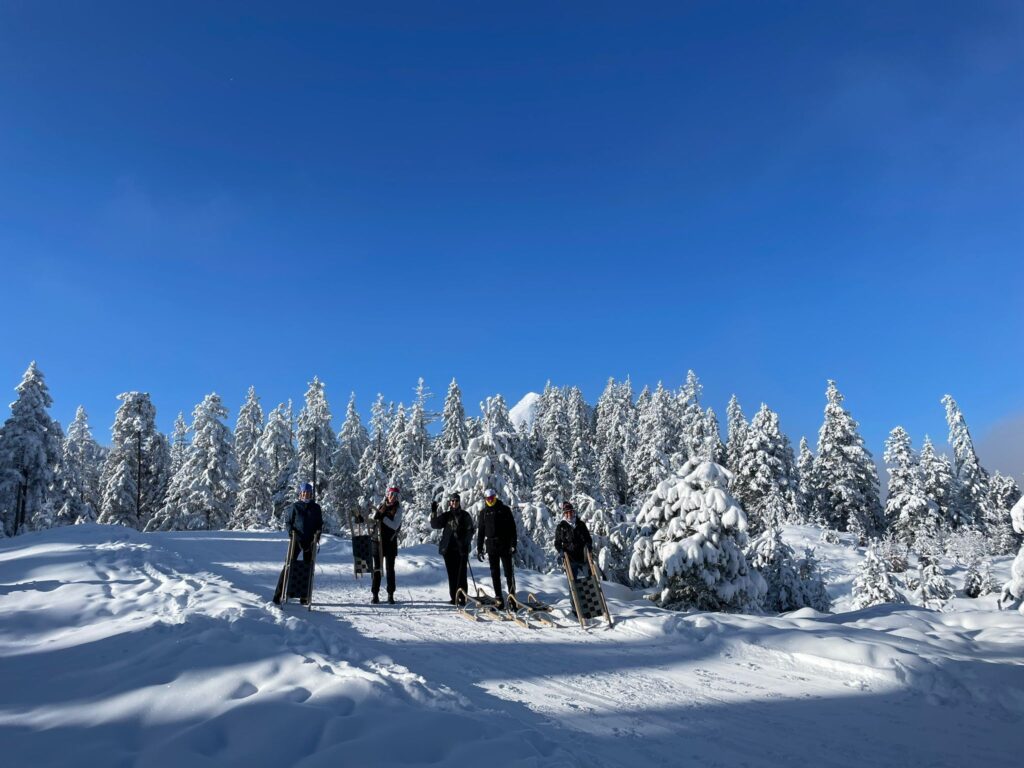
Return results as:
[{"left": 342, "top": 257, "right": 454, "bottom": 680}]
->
[
  {"left": 554, "top": 500, "right": 593, "bottom": 580},
  {"left": 272, "top": 482, "right": 323, "bottom": 604},
  {"left": 476, "top": 488, "right": 517, "bottom": 605},
  {"left": 431, "top": 492, "right": 476, "bottom": 605},
  {"left": 367, "top": 486, "right": 402, "bottom": 604}
]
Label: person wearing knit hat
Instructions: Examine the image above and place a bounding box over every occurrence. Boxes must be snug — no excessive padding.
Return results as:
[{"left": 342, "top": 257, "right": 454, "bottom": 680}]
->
[
  {"left": 272, "top": 481, "right": 324, "bottom": 604},
  {"left": 555, "top": 500, "right": 593, "bottom": 580},
  {"left": 430, "top": 491, "right": 476, "bottom": 605},
  {"left": 370, "top": 486, "right": 403, "bottom": 604}
]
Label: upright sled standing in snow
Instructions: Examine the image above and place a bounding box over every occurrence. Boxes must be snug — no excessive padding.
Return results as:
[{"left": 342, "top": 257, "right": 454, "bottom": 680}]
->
[
  {"left": 563, "top": 550, "right": 613, "bottom": 629},
  {"left": 348, "top": 508, "right": 374, "bottom": 579},
  {"left": 274, "top": 529, "right": 321, "bottom": 610}
]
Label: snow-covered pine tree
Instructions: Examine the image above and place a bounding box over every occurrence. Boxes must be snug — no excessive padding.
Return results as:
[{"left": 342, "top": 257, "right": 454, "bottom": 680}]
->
[
  {"left": 148, "top": 393, "right": 237, "bottom": 531},
  {"left": 579, "top": 501, "right": 635, "bottom": 584},
  {"left": 328, "top": 393, "right": 369, "bottom": 531},
  {"left": 595, "top": 378, "right": 634, "bottom": 506},
  {"left": 256, "top": 402, "right": 297, "bottom": 527},
  {"left": 918, "top": 436, "right": 958, "bottom": 530},
  {"left": 795, "top": 437, "right": 815, "bottom": 524},
  {"left": 732, "top": 404, "right": 798, "bottom": 534},
  {"left": 725, "top": 394, "right": 748, "bottom": 472},
  {"left": 963, "top": 554, "right": 999, "bottom": 598},
  {"left": 532, "top": 437, "right": 572, "bottom": 509},
  {"left": 942, "top": 395, "right": 991, "bottom": 531},
  {"left": 297, "top": 377, "right": 337, "bottom": 517},
  {"left": 629, "top": 459, "right": 765, "bottom": 611},
  {"left": 748, "top": 526, "right": 830, "bottom": 612},
  {"left": 850, "top": 544, "right": 906, "bottom": 610},
  {"left": 453, "top": 412, "right": 546, "bottom": 570},
  {"left": 697, "top": 407, "right": 726, "bottom": 464},
  {"left": 436, "top": 378, "right": 468, "bottom": 478},
  {"left": 627, "top": 383, "right": 674, "bottom": 503},
  {"left": 988, "top": 472, "right": 1023, "bottom": 555},
  {"left": 234, "top": 386, "right": 263, "bottom": 479},
  {"left": 168, "top": 412, "right": 190, "bottom": 478},
  {"left": 810, "top": 381, "right": 883, "bottom": 539},
  {"left": 357, "top": 394, "right": 390, "bottom": 511},
  {"left": 53, "top": 406, "right": 103, "bottom": 526},
  {"left": 676, "top": 370, "right": 706, "bottom": 461},
  {"left": 400, "top": 378, "right": 441, "bottom": 545},
  {"left": 565, "top": 386, "right": 598, "bottom": 502},
  {"left": 0, "top": 362, "right": 63, "bottom": 535},
  {"left": 883, "top": 426, "right": 943, "bottom": 548},
  {"left": 231, "top": 443, "right": 274, "bottom": 530},
  {"left": 912, "top": 554, "right": 953, "bottom": 611},
  {"left": 999, "top": 495, "right": 1024, "bottom": 614},
  {"left": 98, "top": 392, "right": 169, "bottom": 530}
]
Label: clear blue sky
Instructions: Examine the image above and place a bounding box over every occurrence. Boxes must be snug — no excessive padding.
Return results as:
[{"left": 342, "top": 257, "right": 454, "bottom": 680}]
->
[{"left": 1, "top": 2, "right": 1022, "bottom": 474}]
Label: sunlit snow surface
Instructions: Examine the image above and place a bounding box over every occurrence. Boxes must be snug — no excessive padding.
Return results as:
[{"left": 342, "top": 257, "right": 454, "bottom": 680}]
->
[{"left": 1, "top": 524, "right": 1021, "bottom": 767}]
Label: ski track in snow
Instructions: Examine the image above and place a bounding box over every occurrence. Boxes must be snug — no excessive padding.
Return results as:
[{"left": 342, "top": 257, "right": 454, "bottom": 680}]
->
[{"left": 0, "top": 525, "right": 1022, "bottom": 768}]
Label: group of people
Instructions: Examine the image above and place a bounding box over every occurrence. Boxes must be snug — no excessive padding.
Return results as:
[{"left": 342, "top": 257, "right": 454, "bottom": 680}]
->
[{"left": 274, "top": 481, "right": 595, "bottom": 610}]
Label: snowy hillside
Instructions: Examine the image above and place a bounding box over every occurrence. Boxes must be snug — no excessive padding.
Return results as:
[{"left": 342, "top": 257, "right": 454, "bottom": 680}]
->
[
  {"left": 2, "top": 525, "right": 1021, "bottom": 768},
  {"left": 509, "top": 392, "right": 541, "bottom": 430}
]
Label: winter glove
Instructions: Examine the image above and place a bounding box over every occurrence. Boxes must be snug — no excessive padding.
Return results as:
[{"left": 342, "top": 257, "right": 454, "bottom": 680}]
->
[
  {"left": 477, "top": 550, "right": 484, "bottom": 562},
  {"left": 430, "top": 500, "right": 438, "bottom": 514}
]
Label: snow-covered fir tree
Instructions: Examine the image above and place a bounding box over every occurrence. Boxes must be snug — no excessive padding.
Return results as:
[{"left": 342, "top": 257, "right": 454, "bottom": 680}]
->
[
  {"left": 400, "top": 378, "right": 441, "bottom": 545},
  {"left": 732, "top": 404, "right": 798, "bottom": 534},
  {"left": 697, "top": 407, "right": 726, "bottom": 464},
  {"left": 328, "top": 393, "right": 369, "bottom": 530},
  {"left": 168, "top": 412, "right": 190, "bottom": 478},
  {"left": 231, "top": 443, "right": 273, "bottom": 530},
  {"left": 53, "top": 406, "right": 103, "bottom": 526},
  {"left": 988, "top": 472, "right": 1023, "bottom": 555},
  {"left": 436, "top": 379, "right": 468, "bottom": 478},
  {"left": 630, "top": 459, "right": 765, "bottom": 611},
  {"left": 912, "top": 554, "right": 953, "bottom": 611},
  {"left": 0, "top": 362, "right": 63, "bottom": 535},
  {"left": 595, "top": 378, "right": 634, "bottom": 506},
  {"left": 627, "top": 383, "right": 674, "bottom": 504},
  {"left": 941, "top": 395, "right": 990, "bottom": 530},
  {"left": 98, "top": 392, "right": 169, "bottom": 530},
  {"left": 725, "top": 394, "right": 748, "bottom": 472},
  {"left": 676, "top": 370, "right": 707, "bottom": 461},
  {"left": 297, "top": 377, "right": 337, "bottom": 511},
  {"left": 357, "top": 394, "right": 390, "bottom": 511},
  {"left": 963, "top": 553, "right": 999, "bottom": 598},
  {"left": 883, "top": 426, "right": 943, "bottom": 547},
  {"left": 999, "top": 495, "right": 1024, "bottom": 614},
  {"left": 256, "top": 402, "right": 297, "bottom": 527},
  {"left": 532, "top": 437, "right": 572, "bottom": 509},
  {"left": 148, "top": 393, "right": 237, "bottom": 531},
  {"left": 579, "top": 502, "right": 635, "bottom": 584},
  {"left": 565, "top": 386, "right": 598, "bottom": 502},
  {"left": 747, "top": 526, "right": 830, "bottom": 612},
  {"left": 453, "top": 414, "right": 547, "bottom": 570},
  {"left": 918, "top": 436, "right": 958, "bottom": 530},
  {"left": 795, "top": 437, "right": 814, "bottom": 524},
  {"left": 810, "top": 381, "right": 883, "bottom": 539},
  {"left": 233, "top": 386, "right": 263, "bottom": 479},
  {"left": 850, "top": 544, "right": 906, "bottom": 610}
]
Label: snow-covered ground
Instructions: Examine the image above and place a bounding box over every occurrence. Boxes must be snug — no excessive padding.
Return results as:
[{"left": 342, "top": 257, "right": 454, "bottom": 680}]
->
[{"left": 1, "top": 525, "right": 1021, "bottom": 768}]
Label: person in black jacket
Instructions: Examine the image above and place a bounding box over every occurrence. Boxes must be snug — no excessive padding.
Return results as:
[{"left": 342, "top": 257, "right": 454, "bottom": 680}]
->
[
  {"left": 431, "top": 491, "right": 476, "bottom": 605},
  {"left": 476, "top": 488, "right": 517, "bottom": 604},
  {"left": 365, "top": 486, "right": 402, "bottom": 604},
  {"left": 555, "top": 501, "right": 593, "bottom": 580},
  {"left": 273, "top": 482, "right": 324, "bottom": 604}
]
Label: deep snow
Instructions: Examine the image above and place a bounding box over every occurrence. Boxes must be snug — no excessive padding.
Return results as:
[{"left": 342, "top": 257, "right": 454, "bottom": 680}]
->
[{"left": 1, "top": 525, "right": 1021, "bottom": 768}]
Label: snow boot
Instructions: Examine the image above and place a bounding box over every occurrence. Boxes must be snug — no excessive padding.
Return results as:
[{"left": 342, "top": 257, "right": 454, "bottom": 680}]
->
[{"left": 371, "top": 594, "right": 380, "bottom": 604}]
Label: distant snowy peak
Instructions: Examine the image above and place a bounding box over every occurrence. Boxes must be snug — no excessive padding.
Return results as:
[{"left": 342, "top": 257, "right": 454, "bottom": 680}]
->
[{"left": 509, "top": 392, "right": 541, "bottom": 430}]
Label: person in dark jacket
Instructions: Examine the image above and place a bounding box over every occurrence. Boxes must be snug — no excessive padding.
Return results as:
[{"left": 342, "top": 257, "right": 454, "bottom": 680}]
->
[
  {"left": 555, "top": 500, "right": 593, "bottom": 580},
  {"left": 272, "top": 482, "right": 324, "bottom": 604},
  {"left": 476, "top": 488, "right": 517, "bottom": 604},
  {"left": 367, "top": 485, "right": 402, "bottom": 604},
  {"left": 431, "top": 491, "right": 476, "bottom": 605}
]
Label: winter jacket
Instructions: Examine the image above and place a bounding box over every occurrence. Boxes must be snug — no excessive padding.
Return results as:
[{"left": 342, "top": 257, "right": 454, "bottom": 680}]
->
[
  {"left": 431, "top": 504, "right": 476, "bottom": 556},
  {"left": 477, "top": 500, "right": 516, "bottom": 556},
  {"left": 374, "top": 500, "right": 402, "bottom": 545},
  {"left": 555, "top": 517, "right": 593, "bottom": 564},
  {"left": 286, "top": 500, "right": 324, "bottom": 545}
]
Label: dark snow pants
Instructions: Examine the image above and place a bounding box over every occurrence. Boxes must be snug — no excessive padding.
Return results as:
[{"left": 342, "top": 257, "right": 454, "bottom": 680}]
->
[
  {"left": 488, "top": 548, "right": 516, "bottom": 600},
  {"left": 371, "top": 538, "right": 397, "bottom": 598},
  {"left": 442, "top": 547, "right": 469, "bottom": 602}
]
